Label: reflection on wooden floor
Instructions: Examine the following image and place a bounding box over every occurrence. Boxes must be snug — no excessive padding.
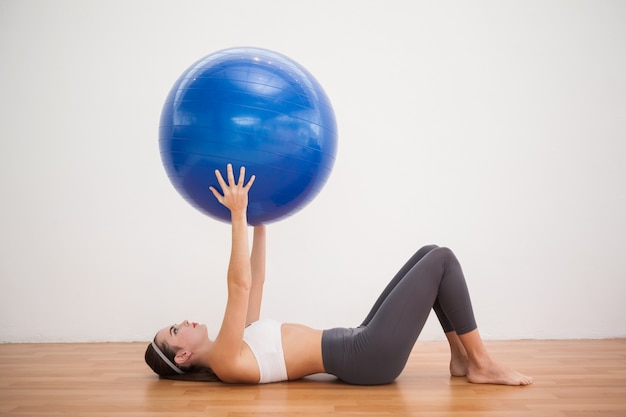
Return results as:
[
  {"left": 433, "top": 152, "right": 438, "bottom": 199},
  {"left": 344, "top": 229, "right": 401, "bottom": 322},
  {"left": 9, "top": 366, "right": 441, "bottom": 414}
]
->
[{"left": 1, "top": 339, "right": 625, "bottom": 416}]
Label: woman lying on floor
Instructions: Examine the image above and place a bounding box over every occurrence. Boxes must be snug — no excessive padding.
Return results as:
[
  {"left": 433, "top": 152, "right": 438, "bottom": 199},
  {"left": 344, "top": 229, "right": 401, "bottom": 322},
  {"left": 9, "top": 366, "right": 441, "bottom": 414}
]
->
[{"left": 145, "top": 164, "right": 532, "bottom": 386}]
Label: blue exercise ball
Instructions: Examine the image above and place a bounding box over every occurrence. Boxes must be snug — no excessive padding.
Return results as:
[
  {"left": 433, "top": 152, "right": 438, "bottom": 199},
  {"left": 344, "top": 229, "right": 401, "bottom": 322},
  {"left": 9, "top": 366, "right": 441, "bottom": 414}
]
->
[{"left": 159, "top": 47, "right": 338, "bottom": 225}]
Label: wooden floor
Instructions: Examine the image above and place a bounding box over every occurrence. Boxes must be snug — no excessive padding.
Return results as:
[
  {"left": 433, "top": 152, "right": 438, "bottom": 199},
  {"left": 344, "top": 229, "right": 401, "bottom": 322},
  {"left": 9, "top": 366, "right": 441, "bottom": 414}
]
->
[{"left": 1, "top": 339, "right": 625, "bottom": 417}]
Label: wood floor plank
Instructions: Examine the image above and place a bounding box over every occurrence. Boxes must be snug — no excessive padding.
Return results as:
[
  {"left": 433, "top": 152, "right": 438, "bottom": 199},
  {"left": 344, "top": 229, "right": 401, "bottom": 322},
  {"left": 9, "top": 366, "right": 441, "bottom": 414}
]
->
[{"left": 0, "top": 339, "right": 625, "bottom": 416}]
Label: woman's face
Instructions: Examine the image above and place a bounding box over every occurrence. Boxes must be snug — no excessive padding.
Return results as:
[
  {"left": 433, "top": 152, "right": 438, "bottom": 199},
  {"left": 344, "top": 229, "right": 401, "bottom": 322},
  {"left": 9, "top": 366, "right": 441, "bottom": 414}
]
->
[{"left": 156, "top": 320, "right": 209, "bottom": 354}]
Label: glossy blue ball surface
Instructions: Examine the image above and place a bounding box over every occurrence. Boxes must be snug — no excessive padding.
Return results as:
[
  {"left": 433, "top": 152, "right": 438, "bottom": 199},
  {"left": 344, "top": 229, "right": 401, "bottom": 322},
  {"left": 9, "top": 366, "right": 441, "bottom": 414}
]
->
[{"left": 159, "top": 47, "right": 338, "bottom": 224}]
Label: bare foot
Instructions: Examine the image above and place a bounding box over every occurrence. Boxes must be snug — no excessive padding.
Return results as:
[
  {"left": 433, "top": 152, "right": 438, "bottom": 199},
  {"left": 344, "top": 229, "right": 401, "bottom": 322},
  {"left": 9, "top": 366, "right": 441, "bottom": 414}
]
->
[
  {"left": 467, "top": 360, "right": 533, "bottom": 386},
  {"left": 450, "top": 354, "right": 469, "bottom": 377}
]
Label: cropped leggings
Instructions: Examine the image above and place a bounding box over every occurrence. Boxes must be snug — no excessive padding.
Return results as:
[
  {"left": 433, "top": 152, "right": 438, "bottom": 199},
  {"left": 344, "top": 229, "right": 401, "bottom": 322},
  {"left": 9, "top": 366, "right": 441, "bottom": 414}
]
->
[{"left": 321, "top": 245, "right": 477, "bottom": 385}]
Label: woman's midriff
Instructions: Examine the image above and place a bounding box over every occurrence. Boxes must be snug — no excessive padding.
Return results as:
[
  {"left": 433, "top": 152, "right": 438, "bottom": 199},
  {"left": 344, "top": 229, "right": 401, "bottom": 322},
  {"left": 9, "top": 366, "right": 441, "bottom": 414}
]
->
[{"left": 281, "top": 323, "right": 325, "bottom": 380}]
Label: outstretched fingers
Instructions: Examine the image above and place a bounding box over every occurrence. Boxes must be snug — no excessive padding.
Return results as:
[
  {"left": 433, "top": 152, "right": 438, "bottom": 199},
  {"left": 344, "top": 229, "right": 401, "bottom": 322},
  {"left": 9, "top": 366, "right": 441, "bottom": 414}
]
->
[
  {"left": 209, "top": 164, "right": 255, "bottom": 211},
  {"left": 208, "top": 167, "right": 227, "bottom": 203},
  {"left": 236, "top": 166, "right": 256, "bottom": 190},
  {"left": 237, "top": 166, "right": 245, "bottom": 187},
  {"left": 244, "top": 173, "right": 256, "bottom": 191},
  {"left": 227, "top": 163, "right": 236, "bottom": 186}
]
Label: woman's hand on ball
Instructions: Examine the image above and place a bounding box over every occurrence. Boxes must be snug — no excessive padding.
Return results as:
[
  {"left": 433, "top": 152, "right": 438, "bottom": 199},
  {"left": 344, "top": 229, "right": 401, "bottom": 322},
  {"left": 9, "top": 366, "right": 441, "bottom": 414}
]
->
[{"left": 209, "top": 164, "right": 255, "bottom": 217}]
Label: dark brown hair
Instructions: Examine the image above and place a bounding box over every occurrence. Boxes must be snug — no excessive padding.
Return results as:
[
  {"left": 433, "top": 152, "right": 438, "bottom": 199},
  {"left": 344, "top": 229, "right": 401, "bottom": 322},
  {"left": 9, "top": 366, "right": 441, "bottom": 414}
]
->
[{"left": 144, "top": 339, "right": 221, "bottom": 382}]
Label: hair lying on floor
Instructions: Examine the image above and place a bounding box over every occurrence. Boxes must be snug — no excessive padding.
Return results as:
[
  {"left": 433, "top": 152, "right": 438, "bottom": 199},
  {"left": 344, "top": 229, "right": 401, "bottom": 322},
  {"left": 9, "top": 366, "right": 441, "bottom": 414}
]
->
[{"left": 144, "top": 339, "right": 221, "bottom": 382}]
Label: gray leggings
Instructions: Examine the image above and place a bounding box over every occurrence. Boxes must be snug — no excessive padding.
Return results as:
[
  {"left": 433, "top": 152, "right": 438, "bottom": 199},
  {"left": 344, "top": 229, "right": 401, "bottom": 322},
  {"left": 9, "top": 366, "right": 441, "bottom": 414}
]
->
[{"left": 321, "top": 245, "right": 477, "bottom": 385}]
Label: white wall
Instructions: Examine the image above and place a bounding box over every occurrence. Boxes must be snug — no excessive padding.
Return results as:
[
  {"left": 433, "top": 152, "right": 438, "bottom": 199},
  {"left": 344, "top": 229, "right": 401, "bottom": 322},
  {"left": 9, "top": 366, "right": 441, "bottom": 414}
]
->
[{"left": 1, "top": 0, "right": 625, "bottom": 343}]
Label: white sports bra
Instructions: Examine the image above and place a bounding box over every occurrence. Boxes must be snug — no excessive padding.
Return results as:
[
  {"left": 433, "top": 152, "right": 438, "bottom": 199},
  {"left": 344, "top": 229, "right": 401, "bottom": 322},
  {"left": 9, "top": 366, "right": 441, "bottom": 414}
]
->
[{"left": 243, "top": 319, "right": 288, "bottom": 383}]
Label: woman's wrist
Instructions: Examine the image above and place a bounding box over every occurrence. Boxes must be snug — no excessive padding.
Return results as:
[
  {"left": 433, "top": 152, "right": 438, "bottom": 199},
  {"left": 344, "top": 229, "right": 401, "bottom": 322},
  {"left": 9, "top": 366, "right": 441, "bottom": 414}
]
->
[{"left": 230, "top": 210, "right": 247, "bottom": 225}]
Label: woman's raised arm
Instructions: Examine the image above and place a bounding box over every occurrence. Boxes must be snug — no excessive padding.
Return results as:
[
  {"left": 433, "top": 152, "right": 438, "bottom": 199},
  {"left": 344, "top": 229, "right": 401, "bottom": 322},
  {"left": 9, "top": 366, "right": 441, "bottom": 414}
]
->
[
  {"left": 247, "top": 225, "right": 266, "bottom": 324},
  {"left": 207, "top": 164, "right": 256, "bottom": 378}
]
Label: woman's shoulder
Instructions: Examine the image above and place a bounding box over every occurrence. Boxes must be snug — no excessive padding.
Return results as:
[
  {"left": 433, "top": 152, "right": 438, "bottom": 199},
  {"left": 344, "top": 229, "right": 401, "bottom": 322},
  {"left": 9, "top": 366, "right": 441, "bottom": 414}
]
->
[{"left": 210, "top": 341, "right": 260, "bottom": 384}]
